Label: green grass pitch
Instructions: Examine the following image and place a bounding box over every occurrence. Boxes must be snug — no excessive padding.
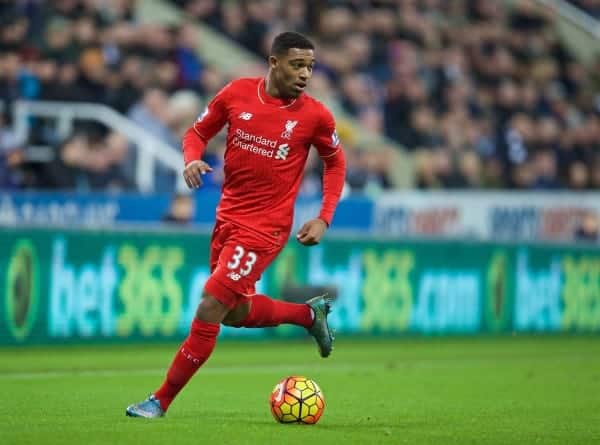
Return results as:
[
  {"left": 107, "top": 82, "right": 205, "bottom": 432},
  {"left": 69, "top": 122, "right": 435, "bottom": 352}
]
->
[{"left": 1, "top": 336, "right": 599, "bottom": 445}]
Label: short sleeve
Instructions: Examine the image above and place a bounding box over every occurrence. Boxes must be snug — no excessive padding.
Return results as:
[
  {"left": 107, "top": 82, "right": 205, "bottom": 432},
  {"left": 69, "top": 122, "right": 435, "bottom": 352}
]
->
[{"left": 312, "top": 106, "right": 342, "bottom": 158}]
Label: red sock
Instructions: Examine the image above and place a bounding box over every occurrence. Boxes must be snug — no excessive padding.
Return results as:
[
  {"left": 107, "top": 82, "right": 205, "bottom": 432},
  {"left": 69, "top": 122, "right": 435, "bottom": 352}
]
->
[
  {"left": 154, "top": 318, "right": 220, "bottom": 411},
  {"left": 236, "top": 294, "right": 313, "bottom": 329}
]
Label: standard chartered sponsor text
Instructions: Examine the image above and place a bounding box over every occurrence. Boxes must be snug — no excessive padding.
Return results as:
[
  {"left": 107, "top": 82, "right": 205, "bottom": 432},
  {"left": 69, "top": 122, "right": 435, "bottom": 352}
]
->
[{"left": 233, "top": 128, "right": 277, "bottom": 158}]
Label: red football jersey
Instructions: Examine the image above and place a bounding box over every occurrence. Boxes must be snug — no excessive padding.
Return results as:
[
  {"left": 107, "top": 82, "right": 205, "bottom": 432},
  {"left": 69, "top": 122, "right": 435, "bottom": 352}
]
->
[{"left": 185, "top": 77, "right": 344, "bottom": 241}]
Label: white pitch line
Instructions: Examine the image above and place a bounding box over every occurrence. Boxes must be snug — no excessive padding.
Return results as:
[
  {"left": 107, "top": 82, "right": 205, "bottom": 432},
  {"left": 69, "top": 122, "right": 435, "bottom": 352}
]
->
[
  {"left": 1, "top": 353, "right": 596, "bottom": 381},
  {"left": 0, "top": 362, "right": 384, "bottom": 380}
]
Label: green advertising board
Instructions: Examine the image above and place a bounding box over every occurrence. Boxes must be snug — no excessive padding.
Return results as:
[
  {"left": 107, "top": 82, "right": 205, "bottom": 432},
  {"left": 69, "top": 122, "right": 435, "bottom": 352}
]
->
[{"left": 1, "top": 227, "right": 599, "bottom": 345}]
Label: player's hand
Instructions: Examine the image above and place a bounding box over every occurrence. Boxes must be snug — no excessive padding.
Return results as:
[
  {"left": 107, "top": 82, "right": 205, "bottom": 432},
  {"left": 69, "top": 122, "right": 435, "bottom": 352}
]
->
[
  {"left": 183, "top": 160, "right": 213, "bottom": 189},
  {"left": 296, "top": 218, "right": 328, "bottom": 246}
]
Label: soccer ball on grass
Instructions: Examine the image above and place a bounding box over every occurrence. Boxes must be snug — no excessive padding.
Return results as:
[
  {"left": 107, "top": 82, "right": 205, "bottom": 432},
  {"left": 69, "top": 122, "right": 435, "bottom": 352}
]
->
[{"left": 269, "top": 376, "right": 325, "bottom": 424}]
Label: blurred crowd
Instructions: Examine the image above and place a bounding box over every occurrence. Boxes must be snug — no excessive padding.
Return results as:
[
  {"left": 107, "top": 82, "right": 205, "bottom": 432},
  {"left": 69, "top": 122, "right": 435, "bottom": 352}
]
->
[
  {"left": 175, "top": 0, "right": 600, "bottom": 191},
  {"left": 0, "top": 0, "right": 223, "bottom": 191},
  {"left": 1, "top": 0, "right": 600, "bottom": 193}
]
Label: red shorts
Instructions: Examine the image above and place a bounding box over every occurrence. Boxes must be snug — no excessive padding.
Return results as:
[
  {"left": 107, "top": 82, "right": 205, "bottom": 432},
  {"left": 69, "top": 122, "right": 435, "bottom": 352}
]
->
[{"left": 204, "top": 220, "right": 284, "bottom": 308}]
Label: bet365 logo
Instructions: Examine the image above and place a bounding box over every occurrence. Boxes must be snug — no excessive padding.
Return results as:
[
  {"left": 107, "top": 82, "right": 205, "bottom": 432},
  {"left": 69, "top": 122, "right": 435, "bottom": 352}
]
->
[{"left": 5, "top": 240, "right": 39, "bottom": 341}]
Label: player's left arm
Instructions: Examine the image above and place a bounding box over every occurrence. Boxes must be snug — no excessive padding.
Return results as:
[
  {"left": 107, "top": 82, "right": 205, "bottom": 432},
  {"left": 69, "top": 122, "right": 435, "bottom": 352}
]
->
[{"left": 296, "top": 108, "right": 347, "bottom": 246}]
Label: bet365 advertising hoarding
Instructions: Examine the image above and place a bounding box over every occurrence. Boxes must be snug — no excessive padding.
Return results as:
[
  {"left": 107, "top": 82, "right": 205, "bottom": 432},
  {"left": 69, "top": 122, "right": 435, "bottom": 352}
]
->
[{"left": 1, "top": 227, "right": 599, "bottom": 345}]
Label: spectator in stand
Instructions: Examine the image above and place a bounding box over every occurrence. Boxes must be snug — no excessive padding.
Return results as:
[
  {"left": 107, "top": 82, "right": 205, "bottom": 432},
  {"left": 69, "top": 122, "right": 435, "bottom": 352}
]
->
[
  {"left": 162, "top": 192, "right": 195, "bottom": 225},
  {"left": 0, "top": 110, "right": 26, "bottom": 188},
  {"left": 574, "top": 210, "right": 600, "bottom": 243},
  {"left": 127, "top": 88, "right": 180, "bottom": 191},
  {"left": 40, "top": 130, "right": 131, "bottom": 190}
]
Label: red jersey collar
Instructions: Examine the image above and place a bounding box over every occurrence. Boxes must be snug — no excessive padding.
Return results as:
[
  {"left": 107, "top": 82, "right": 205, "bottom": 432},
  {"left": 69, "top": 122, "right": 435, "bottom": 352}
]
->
[{"left": 258, "top": 78, "right": 301, "bottom": 108}]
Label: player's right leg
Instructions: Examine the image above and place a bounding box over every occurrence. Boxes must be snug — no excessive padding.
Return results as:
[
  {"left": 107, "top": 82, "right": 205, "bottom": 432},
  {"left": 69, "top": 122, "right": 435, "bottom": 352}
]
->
[
  {"left": 126, "top": 221, "right": 236, "bottom": 418},
  {"left": 125, "top": 292, "right": 229, "bottom": 418}
]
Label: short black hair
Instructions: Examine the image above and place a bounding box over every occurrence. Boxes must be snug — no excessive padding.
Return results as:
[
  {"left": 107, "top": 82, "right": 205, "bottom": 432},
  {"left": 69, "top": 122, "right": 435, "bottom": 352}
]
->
[{"left": 270, "top": 31, "right": 314, "bottom": 56}]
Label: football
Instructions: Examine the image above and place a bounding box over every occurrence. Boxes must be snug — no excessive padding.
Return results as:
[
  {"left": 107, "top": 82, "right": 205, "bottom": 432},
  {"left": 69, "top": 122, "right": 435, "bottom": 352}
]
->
[{"left": 269, "top": 376, "right": 325, "bottom": 424}]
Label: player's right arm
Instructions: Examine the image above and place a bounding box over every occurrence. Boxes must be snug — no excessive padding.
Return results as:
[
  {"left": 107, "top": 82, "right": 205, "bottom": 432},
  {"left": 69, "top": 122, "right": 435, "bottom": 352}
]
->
[{"left": 182, "top": 83, "right": 232, "bottom": 188}]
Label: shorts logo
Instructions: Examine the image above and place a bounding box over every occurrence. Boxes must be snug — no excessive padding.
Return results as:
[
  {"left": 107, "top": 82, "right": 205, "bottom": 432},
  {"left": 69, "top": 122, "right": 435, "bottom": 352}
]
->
[
  {"left": 227, "top": 272, "right": 241, "bottom": 281},
  {"left": 281, "top": 120, "right": 298, "bottom": 139},
  {"left": 238, "top": 112, "right": 253, "bottom": 120},
  {"left": 275, "top": 143, "right": 290, "bottom": 160}
]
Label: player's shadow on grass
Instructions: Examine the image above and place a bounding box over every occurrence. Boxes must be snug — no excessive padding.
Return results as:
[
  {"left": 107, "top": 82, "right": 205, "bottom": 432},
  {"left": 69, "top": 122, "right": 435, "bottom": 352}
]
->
[
  {"left": 250, "top": 419, "right": 410, "bottom": 429},
  {"left": 179, "top": 411, "right": 414, "bottom": 430}
]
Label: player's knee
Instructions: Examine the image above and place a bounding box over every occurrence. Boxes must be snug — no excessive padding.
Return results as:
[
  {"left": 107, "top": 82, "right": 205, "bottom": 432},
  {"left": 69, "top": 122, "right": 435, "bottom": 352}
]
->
[
  {"left": 195, "top": 293, "right": 230, "bottom": 323},
  {"left": 221, "top": 317, "right": 239, "bottom": 327},
  {"left": 222, "top": 300, "right": 251, "bottom": 327},
  {"left": 204, "top": 276, "right": 239, "bottom": 309},
  {"left": 220, "top": 312, "right": 240, "bottom": 327}
]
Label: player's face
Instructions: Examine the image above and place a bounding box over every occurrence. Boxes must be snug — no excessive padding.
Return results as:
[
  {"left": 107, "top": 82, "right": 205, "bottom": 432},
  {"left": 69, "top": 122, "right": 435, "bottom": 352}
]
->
[{"left": 271, "top": 48, "right": 315, "bottom": 98}]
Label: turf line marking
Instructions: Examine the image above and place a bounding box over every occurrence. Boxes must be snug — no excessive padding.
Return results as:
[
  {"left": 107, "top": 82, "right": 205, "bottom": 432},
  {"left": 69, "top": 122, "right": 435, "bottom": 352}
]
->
[
  {"left": 1, "top": 353, "right": 596, "bottom": 380},
  {"left": 0, "top": 363, "right": 383, "bottom": 380}
]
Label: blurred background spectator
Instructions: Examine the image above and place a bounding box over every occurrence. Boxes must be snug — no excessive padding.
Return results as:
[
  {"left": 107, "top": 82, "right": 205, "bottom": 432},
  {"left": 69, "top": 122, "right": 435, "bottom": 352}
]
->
[
  {"left": 574, "top": 209, "right": 600, "bottom": 242},
  {"left": 162, "top": 192, "right": 195, "bottom": 224},
  {"left": 0, "top": 0, "right": 599, "bottom": 194},
  {"left": 0, "top": 108, "right": 26, "bottom": 189}
]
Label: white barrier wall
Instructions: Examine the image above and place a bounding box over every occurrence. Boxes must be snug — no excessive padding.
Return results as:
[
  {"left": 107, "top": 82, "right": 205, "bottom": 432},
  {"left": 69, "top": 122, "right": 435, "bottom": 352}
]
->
[{"left": 374, "top": 191, "right": 600, "bottom": 241}]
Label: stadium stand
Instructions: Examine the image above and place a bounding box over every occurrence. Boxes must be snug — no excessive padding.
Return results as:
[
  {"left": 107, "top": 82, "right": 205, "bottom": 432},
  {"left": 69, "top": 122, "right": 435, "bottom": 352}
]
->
[
  {"left": 1, "top": 0, "right": 599, "bottom": 193},
  {"left": 167, "top": 0, "right": 600, "bottom": 191}
]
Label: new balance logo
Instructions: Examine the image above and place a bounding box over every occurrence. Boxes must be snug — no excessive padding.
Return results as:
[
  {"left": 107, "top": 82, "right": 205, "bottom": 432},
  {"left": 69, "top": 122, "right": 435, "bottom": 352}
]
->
[
  {"left": 227, "top": 271, "right": 241, "bottom": 281},
  {"left": 239, "top": 112, "right": 253, "bottom": 120},
  {"left": 275, "top": 143, "right": 290, "bottom": 160}
]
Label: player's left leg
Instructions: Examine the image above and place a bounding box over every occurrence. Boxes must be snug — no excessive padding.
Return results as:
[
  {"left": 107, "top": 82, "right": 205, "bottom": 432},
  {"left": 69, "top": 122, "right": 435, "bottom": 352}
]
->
[
  {"left": 222, "top": 293, "right": 335, "bottom": 358},
  {"left": 222, "top": 294, "right": 312, "bottom": 328},
  {"left": 219, "top": 229, "right": 335, "bottom": 357}
]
